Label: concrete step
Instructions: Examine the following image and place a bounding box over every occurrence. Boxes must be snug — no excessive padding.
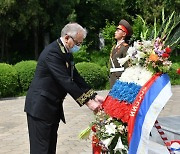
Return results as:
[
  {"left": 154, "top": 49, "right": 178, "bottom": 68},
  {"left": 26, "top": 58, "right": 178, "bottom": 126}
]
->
[
  {"left": 150, "top": 116, "right": 180, "bottom": 146},
  {"left": 148, "top": 140, "right": 170, "bottom": 154}
]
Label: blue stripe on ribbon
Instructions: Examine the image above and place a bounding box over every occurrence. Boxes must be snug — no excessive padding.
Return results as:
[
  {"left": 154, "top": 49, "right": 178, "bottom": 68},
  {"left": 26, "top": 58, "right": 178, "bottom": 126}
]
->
[{"left": 129, "top": 74, "right": 170, "bottom": 154}]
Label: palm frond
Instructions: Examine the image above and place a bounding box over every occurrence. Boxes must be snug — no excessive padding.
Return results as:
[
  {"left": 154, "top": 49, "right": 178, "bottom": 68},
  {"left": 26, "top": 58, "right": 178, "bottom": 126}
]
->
[
  {"left": 153, "top": 17, "right": 157, "bottom": 40},
  {"left": 164, "top": 15, "right": 180, "bottom": 49},
  {"left": 137, "top": 15, "right": 149, "bottom": 40},
  {"left": 165, "top": 22, "right": 180, "bottom": 49},
  {"left": 161, "top": 11, "right": 175, "bottom": 39},
  {"left": 157, "top": 11, "right": 175, "bottom": 39},
  {"left": 162, "top": 7, "right": 165, "bottom": 24}
]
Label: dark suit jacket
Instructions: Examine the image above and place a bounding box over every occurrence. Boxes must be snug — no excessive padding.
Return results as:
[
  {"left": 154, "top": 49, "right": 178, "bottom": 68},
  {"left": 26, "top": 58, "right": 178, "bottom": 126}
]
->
[
  {"left": 109, "top": 42, "right": 129, "bottom": 88},
  {"left": 25, "top": 38, "right": 96, "bottom": 123}
]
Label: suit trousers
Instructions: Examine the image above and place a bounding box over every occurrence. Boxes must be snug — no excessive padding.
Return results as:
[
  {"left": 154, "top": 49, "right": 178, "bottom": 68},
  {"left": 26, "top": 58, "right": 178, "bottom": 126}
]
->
[{"left": 27, "top": 114, "right": 59, "bottom": 154}]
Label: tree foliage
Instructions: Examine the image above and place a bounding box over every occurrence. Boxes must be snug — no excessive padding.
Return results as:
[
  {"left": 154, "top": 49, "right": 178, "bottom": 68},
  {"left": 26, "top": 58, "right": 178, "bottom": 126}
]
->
[{"left": 0, "top": 0, "right": 179, "bottom": 63}]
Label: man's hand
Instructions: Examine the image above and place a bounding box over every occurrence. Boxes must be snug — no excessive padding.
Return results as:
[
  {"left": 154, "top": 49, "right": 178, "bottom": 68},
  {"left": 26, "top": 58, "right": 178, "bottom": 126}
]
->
[
  {"left": 94, "top": 95, "right": 105, "bottom": 103},
  {"left": 85, "top": 99, "right": 101, "bottom": 113},
  {"left": 85, "top": 95, "right": 105, "bottom": 113}
]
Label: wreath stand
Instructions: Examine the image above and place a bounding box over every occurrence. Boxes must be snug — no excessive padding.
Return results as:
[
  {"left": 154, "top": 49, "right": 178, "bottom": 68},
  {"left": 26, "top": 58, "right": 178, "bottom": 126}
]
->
[{"left": 92, "top": 120, "right": 176, "bottom": 154}]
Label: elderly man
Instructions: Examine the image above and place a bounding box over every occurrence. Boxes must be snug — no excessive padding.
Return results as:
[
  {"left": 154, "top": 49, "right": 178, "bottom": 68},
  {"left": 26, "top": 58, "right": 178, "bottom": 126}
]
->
[
  {"left": 25, "top": 23, "right": 104, "bottom": 154},
  {"left": 109, "top": 19, "right": 133, "bottom": 88}
]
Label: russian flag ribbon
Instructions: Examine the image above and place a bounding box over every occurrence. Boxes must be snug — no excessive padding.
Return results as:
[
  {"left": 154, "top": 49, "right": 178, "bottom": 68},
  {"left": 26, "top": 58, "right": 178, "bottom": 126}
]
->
[
  {"left": 128, "top": 73, "right": 160, "bottom": 142},
  {"left": 128, "top": 73, "right": 172, "bottom": 154}
]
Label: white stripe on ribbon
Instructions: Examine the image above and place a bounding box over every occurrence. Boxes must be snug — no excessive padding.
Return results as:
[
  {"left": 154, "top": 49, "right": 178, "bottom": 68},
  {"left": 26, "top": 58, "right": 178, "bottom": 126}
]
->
[{"left": 136, "top": 81, "right": 172, "bottom": 154}]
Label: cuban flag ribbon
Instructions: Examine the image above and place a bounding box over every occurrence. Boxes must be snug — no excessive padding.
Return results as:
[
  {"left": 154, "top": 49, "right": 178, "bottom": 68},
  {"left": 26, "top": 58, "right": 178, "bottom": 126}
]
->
[{"left": 128, "top": 73, "right": 172, "bottom": 154}]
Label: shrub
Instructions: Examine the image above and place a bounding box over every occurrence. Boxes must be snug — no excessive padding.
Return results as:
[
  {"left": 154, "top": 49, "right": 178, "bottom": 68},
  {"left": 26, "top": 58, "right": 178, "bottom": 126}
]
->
[
  {"left": 89, "top": 50, "right": 109, "bottom": 67},
  {"left": 101, "top": 20, "right": 116, "bottom": 46},
  {"left": 73, "top": 46, "right": 90, "bottom": 63},
  {"left": 101, "top": 66, "right": 110, "bottom": 90},
  {"left": 0, "top": 63, "right": 19, "bottom": 98},
  {"left": 14, "top": 60, "right": 37, "bottom": 92},
  {"left": 76, "top": 62, "right": 108, "bottom": 90},
  {"left": 168, "top": 62, "right": 180, "bottom": 85},
  {"left": 101, "top": 20, "right": 116, "bottom": 55}
]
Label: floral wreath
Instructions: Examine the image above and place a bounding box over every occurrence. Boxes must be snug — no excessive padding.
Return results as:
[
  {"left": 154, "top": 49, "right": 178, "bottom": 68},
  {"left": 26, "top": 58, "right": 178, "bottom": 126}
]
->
[{"left": 79, "top": 11, "right": 180, "bottom": 154}]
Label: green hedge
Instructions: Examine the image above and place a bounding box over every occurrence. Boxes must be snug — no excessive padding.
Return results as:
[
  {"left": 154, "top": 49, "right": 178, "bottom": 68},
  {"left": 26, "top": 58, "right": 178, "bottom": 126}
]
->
[
  {"left": 0, "top": 63, "right": 19, "bottom": 98},
  {"left": 76, "top": 62, "right": 108, "bottom": 90},
  {"left": 0, "top": 59, "right": 179, "bottom": 98},
  {"left": 168, "top": 63, "right": 180, "bottom": 85},
  {"left": 73, "top": 50, "right": 90, "bottom": 63},
  {"left": 14, "top": 60, "right": 37, "bottom": 92}
]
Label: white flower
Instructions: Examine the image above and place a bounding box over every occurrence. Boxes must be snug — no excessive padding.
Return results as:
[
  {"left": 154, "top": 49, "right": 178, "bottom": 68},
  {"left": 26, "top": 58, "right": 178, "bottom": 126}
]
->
[
  {"left": 114, "top": 137, "right": 125, "bottom": 153},
  {"left": 135, "top": 51, "right": 146, "bottom": 61},
  {"left": 107, "top": 117, "right": 113, "bottom": 123},
  {"left": 127, "top": 47, "right": 136, "bottom": 56},
  {"left": 117, "top": 55, "right": 130, "bottom": 67},
  {"left": 119, "top": 66, "right": 152, "bottom": 86},
  {"left": 105, "top": 123, "right": 116, "bottom": 135},
  {"left": 146, "top": 48, "right": 153, "bottom": 54},
  {"left": 118, "top": 125, "right": 125, "bottom": 134},
  {"left": 133, "top": 41, "right": 141, "bottom": 50},
  {"left": 119, "top": 66, "right": 137, "bottom": 83},
  {"left": 101, "top": 136, "right": 114, "bottom": 148},
  {"left": 132, "top": 58, "right": 139, "bottom": 64},
  {"left": 143, "top": 40, "right": 152, "bottom": 48}
]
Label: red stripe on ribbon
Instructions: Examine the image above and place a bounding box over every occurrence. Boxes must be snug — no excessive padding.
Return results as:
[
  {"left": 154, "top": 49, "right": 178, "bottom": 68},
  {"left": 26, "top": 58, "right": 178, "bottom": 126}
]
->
[{"left": 128, "top": 73, "right": 161, "bottom": 143}]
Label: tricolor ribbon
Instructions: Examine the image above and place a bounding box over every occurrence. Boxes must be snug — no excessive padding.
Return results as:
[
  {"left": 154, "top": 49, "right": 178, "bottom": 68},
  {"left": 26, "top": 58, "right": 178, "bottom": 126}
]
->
[{"left": 128, "top": 73, "right": 172, "bottom": 154}]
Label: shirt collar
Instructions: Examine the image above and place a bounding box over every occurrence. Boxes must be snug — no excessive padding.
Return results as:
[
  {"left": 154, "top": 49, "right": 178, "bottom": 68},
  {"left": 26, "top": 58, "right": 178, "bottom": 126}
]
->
[
  {"left": 56, "top": 37, "right": 68, "bottom": 53},
  {"left": 115, "top": 40, "right": 124, "bottom": 48}
]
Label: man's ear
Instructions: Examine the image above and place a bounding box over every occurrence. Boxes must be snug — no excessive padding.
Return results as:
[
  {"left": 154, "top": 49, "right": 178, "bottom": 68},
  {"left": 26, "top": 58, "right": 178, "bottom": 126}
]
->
[
  {"left": 65, "top": 35, "right": 69, "bottom": 39},
  {"left": 123, "top": 32, "right": 127, "bottom": 37},
  {"left": 64, "top": 35, "right": 69, "bottom": 43}
]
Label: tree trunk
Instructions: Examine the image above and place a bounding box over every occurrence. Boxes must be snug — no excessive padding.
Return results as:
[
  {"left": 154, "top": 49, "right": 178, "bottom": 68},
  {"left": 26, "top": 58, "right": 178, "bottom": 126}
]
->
[
  {"left": 34, "top": 27, "right": 39, "bottom": 60},
  {"left": 175, "top": 50, "right": 178, "bottom": 56},
  {"left": 5, "top": 35, "right": 9, "bottom": 63},
  {"left": 44, "top": 32, "right": 50, "bottom": 48},
  {"left": 0, "top": 33, "right": 5, "bottom": 62}
]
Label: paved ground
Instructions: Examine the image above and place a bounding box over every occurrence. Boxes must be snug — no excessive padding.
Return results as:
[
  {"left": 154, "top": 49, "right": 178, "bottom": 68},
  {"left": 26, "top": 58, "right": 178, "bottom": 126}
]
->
[{"left": 0, "top": 86, "right": 179, "bottom": 154}]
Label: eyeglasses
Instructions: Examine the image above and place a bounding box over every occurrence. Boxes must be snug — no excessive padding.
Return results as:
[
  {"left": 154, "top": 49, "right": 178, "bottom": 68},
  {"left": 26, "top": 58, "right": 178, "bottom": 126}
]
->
[
  {"left": 116, "top": 28, "right": 125, "bottom": 33},
  {"left": 70, "top": 36, "right": 82, "bottom": 46}
]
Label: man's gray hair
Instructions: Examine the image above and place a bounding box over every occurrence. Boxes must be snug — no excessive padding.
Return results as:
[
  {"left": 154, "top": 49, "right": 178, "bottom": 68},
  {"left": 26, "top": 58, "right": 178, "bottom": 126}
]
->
[{"left": 61, "top": 23, "right": 87, "bottom": 38}]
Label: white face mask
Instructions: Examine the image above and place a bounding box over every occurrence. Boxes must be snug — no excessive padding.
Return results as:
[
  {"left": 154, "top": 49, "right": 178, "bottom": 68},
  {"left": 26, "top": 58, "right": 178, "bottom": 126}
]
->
[{"left": 69, "top": 45, "right": 81, "bottom": 53}]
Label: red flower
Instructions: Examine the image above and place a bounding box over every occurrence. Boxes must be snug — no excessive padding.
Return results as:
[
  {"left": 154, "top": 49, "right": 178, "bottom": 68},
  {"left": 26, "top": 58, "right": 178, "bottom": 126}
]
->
[
  {"left": 165, "top": 47, "right": 172, "bottom": 54},
  {"left": 102, "top": 96, "right": 132, "bottom": 123},
  {"left": 162, "top": 53, "right": 169, "bottom": 58},
  {"left": 92, "top": 125, "right": 96, "bottom": 132},
  {"left": 177, "top": 68, "right": 180, "bottom": 75}
]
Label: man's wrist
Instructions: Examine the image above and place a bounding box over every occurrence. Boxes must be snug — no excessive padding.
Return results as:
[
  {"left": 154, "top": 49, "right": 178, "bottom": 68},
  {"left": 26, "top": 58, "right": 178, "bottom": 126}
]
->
[{"left": 76, "top": 89, "right": 97, "bottom": 106}]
